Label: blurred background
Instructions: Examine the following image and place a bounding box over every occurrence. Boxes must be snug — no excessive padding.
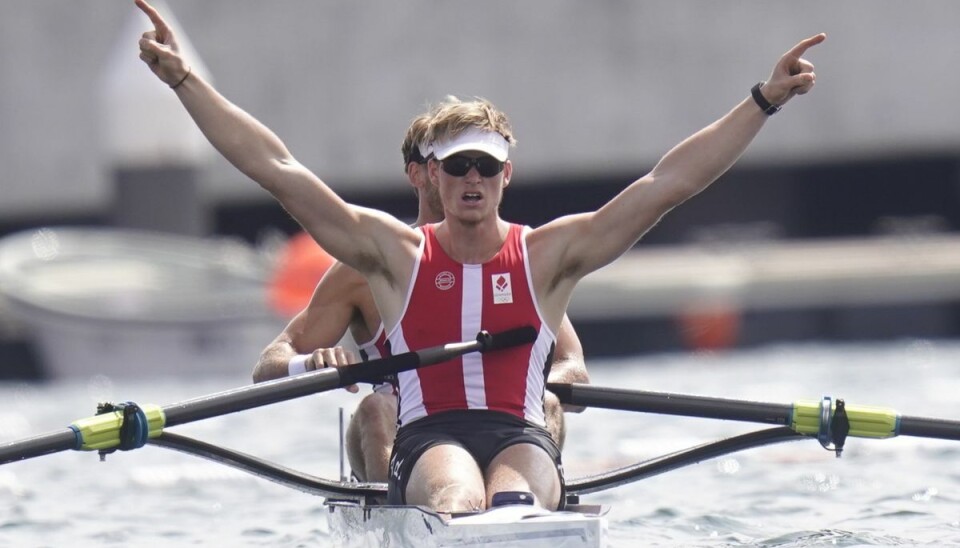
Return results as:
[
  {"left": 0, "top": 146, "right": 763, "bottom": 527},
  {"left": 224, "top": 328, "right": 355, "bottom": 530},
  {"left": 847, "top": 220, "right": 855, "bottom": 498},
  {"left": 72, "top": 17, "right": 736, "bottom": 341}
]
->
[{"left": 2, "top": 0, "right": 960, "bottom": 380}]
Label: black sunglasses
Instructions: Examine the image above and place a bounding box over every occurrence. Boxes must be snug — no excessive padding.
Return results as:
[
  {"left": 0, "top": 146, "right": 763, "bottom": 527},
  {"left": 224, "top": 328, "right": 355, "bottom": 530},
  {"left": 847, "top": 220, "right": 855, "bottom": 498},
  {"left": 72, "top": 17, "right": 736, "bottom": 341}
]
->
[{"left": 440, "top": 155, "right": 504, "bottom": 177}]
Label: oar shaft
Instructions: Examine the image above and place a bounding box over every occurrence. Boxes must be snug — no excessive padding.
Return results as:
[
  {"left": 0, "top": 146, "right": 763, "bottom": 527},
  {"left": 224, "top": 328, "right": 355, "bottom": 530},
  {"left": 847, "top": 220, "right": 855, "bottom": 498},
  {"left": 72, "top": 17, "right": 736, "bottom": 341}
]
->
[
  {"left": 898, "top": 415, "right": 960, "bottom": 441},
  {"left": 1, "top": 327, "right": 535, "bottom": 466},
  {"left": 151, "top": 327, "right": 536, "bottom": 428},
  {"left": 162, "top": 368, "right": 343, "bottom": 427},
  {"left": 548, "top": 383, "right": 793, "bottom": 426},
  {"left": 163, "top": 339, "right": 489, "bottom": 427},
  {"left": 0, "top": 430, "right": 77, "bottom": 465}
]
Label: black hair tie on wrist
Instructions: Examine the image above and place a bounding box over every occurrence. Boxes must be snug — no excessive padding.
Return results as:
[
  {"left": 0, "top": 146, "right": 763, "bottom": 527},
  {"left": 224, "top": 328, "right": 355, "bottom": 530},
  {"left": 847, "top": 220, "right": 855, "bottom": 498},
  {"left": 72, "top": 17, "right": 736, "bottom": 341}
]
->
[
  {"left": 170, "top": 66, "right": 192, "bottom": 90},
  {"left": 751, "top": 81, "right": 780, "bottom": 115}
]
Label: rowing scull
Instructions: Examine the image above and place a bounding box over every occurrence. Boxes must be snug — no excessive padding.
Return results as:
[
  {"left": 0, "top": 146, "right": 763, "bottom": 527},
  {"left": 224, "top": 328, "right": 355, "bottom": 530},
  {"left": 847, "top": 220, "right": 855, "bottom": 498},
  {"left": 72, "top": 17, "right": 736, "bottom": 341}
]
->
[{"left": 326, "top": 499, "right": 608, "bottom": 548}]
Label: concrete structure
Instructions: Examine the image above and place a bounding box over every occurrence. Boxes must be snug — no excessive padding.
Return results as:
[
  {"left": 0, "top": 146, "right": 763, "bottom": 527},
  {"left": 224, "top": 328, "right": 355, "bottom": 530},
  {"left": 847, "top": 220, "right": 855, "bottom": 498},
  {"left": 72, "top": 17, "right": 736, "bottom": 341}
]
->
[
  {"left": 1, "top": 1, "right": 959, "bottom": 223},
  {"left": 101, "top": 0, "right": 213, "bottom": 235},
  {"left": 2, "top": 2, "right": 960, "bottom": 375}
]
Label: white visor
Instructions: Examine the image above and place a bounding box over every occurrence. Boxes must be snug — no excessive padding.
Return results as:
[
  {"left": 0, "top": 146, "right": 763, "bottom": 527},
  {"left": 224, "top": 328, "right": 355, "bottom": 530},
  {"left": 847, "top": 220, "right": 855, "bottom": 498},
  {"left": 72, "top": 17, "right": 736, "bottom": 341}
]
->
[
  {"left": 431, "top": 127, "right": 510, "bottom": 161},
  {"left": 417, "top": 141, "right": 433, "bottom": 159}
]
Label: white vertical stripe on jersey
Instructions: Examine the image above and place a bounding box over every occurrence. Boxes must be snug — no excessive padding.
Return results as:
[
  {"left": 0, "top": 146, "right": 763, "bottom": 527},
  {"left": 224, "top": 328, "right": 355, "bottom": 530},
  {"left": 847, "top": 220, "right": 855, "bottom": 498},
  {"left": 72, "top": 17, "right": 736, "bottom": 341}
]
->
[
  {"left": 357, "top": 324, "right": 384, "bottom": 359},
  {"left": 393, "top": 325, "right": 426, "bottom": 425},
  {"left": 461, "top": 264, "right": 487, "bottom": 409},
  {"left": 519, "top": 226, "right": 555, "bottom": 427},
  {"left": 390, "top": 231, "right": 426, "bottom": 426},
  {"left": 522, "top": 327, "right": 551, "bottom": 427}
]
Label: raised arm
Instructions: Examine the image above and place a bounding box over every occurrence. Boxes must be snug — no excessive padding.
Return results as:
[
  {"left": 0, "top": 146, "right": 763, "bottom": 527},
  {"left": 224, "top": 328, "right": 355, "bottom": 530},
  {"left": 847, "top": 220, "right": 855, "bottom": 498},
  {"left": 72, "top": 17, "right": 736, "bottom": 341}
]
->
[
  {"left": 531, "top": 34, "right": 825, "bottom": 307},
  {"left": 134, "top": 0, "right": 417, "bottom": 292}
]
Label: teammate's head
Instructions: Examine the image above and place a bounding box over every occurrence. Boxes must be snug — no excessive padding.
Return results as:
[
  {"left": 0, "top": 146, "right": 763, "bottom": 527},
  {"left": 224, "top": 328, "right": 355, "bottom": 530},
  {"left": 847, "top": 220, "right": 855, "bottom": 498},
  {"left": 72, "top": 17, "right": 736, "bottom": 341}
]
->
[
  {"left": 401, "top": 109, "right": 442, "bottom": 220},
  {"left": 400, "top": 111, "right": 432, "bottom": 171}
]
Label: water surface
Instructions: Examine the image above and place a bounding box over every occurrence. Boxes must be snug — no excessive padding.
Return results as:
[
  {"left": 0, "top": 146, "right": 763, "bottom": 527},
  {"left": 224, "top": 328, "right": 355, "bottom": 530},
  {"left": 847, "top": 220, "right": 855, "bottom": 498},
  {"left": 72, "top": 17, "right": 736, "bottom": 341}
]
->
[{"left": 1, "top": 339, "right": 959, "bottom": 546}]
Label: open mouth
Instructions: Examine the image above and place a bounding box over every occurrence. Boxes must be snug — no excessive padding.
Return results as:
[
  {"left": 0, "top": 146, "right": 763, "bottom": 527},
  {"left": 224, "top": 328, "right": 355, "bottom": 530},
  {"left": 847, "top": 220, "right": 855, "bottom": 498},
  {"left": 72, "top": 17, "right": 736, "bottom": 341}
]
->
[{"left": 462, "top": 192, "right": 482, "bottom": 203}]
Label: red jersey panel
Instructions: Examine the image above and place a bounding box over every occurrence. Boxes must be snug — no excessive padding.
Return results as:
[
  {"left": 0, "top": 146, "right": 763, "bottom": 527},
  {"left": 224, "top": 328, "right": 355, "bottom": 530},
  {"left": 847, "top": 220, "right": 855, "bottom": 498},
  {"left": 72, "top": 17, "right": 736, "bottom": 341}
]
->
[{"left": 388, "top": 223, "right": 556, "bottom": 427}]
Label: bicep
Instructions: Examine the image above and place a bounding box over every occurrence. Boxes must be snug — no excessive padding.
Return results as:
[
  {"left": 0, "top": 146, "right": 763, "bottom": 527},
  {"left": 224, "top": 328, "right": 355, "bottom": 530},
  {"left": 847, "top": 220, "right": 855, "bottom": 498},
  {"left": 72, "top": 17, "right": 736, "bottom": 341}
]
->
[
  {"left": 544, "top": 175, "right": 678, "bottom": 279},
  {"left": 290, "top": 268, "right": 361, "bottom": 351}
]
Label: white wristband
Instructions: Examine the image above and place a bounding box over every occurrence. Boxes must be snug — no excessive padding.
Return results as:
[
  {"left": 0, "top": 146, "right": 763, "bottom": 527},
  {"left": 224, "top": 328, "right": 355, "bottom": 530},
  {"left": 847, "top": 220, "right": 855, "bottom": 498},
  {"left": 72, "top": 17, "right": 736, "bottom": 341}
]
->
[{"left": 287, "top": 354, "right": 311, "bottom": 376}]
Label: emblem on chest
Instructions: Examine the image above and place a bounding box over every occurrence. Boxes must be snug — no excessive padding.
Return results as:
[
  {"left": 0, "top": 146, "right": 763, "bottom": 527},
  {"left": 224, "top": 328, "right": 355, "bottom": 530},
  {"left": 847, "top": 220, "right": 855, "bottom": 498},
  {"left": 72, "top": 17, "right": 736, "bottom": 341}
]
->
[
  {"left": 435, "top": 271, "right": 456, "bottom": 290},
  {"left": 492, "top": 273, "right": 513, "bottom": 304}
]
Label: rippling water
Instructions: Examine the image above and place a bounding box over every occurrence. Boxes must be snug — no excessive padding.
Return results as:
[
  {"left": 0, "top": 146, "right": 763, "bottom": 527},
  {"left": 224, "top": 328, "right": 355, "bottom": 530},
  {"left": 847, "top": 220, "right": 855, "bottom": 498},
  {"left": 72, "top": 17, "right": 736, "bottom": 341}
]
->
[{"left": 2, "top": 339, "right": 960, "bottom": 547}]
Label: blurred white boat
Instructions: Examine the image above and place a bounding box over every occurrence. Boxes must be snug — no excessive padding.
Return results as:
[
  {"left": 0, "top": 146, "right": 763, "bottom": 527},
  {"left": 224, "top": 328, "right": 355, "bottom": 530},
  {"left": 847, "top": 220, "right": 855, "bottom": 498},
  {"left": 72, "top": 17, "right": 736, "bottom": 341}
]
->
[{"left": 0, "top": 227, "right": 285, "bottom": 380}]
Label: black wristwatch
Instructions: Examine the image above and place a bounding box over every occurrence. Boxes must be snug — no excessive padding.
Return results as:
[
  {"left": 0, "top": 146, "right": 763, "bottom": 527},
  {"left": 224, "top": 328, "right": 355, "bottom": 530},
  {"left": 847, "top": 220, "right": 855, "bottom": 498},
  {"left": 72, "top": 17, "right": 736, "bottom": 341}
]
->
[{"left": 751, "top": 81, "right": 780, "bottom": 115}]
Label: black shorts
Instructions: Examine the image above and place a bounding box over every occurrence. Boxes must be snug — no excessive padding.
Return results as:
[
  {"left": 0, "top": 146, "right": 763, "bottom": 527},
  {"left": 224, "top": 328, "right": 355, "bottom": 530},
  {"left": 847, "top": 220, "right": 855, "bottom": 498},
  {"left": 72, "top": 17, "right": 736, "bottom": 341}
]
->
[{"left": 386, "top": 410, "right": 565, "bottom": 507}]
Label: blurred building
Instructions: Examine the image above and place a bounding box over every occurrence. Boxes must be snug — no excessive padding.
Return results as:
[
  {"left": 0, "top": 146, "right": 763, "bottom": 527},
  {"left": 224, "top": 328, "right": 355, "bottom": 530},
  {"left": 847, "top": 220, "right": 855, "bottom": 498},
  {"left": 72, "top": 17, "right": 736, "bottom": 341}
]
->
[{"left": 1, "top": 1, "right": 960, "bottom": 374}]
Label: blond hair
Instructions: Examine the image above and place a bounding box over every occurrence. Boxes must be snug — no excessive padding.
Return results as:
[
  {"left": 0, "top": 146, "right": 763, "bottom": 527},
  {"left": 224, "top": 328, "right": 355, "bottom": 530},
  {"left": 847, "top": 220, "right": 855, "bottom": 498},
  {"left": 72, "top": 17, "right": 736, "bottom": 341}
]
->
[
  {"left": 425, "top": 96, "right": 517, "bottom": 150},
  {"left": 400, "top": 111, "right": 433, "bottom": 170}
]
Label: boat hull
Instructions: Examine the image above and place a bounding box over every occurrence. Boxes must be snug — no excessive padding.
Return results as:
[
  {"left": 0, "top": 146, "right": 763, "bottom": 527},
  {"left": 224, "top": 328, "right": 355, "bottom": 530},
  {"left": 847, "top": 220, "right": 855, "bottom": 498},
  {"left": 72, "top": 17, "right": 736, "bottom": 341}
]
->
[
  {"left": 326, "top": 500, "right": 608, "bottom": 547},
  {"left": 0, "top": 227, "right": 284, "bottom": 379}
]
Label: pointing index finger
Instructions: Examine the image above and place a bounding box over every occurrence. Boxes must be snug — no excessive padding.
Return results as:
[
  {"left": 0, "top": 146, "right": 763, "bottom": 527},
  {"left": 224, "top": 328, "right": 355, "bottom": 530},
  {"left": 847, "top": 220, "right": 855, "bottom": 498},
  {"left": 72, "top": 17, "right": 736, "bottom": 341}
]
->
[
  {"left": 785, "top": 33, "right": 826, "bottom": 60},
  {"left": 134, "top": 0, "right": 172, "bottom": 40}
]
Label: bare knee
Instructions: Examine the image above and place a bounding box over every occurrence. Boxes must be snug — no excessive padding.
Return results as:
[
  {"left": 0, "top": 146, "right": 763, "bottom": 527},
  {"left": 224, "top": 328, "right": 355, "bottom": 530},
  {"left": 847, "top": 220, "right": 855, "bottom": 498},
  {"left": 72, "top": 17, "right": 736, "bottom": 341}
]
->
[
  {"left": 429, "top": 482, "right": 485, "bottom": 513},
  {"left": 353, "top": 392, "right": 397, "bottom": 424},
  {"left": 486, "top": 444, "right": 561, "bottom": 510},
  {"left": 406, "top": 445, "right": 485, "bottom": 513}
]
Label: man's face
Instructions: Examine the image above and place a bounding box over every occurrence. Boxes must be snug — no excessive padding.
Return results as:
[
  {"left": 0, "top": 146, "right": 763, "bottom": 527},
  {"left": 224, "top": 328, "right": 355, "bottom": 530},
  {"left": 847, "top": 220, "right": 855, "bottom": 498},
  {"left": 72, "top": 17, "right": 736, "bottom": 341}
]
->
[{"left": 430, "top": 151, "right": 511, "bottom": 225}]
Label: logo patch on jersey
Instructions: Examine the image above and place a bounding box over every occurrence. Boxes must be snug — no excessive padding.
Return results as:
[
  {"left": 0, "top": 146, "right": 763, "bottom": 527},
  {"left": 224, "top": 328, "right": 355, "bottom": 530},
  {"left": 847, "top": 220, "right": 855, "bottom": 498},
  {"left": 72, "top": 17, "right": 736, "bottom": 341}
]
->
[
  {"left": 492, "top": 273, "right": 513, "bottom": 304},
  {"left": 435, "top": 271, "right": 456, "bottom": 290}
]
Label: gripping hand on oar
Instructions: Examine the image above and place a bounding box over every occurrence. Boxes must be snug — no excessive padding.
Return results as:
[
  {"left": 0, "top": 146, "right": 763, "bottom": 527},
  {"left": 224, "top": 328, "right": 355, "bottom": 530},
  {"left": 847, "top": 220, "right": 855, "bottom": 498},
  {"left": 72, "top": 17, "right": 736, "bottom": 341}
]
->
[{"left": 303, "top": 346, "right": 362, "bottom": 394}]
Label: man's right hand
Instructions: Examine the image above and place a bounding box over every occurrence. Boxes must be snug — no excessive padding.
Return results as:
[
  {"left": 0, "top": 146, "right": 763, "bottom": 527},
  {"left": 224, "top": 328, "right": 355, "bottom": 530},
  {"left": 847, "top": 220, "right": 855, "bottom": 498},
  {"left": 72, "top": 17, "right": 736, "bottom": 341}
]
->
[{"left": 309, "top": 346, "right": 361, "bottom": 393}]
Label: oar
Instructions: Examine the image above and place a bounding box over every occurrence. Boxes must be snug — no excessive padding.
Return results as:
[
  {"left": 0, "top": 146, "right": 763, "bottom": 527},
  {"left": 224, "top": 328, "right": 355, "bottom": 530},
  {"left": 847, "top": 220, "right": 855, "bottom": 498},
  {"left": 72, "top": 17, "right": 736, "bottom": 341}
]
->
[
  {"left": 567, "top": 426, "right": 804, "bottom": 495},
  {"left": 150, "top": 425, "right": 806, "bottom": 502},
  {"left": 549, "top": 383, "right": 960, "bottom": 450},
  {"left": 0, "top": 326, "right": 536, "bottom": 466},
  {"left": 151, "top": 432, "right": 386, "bottom": 501}
]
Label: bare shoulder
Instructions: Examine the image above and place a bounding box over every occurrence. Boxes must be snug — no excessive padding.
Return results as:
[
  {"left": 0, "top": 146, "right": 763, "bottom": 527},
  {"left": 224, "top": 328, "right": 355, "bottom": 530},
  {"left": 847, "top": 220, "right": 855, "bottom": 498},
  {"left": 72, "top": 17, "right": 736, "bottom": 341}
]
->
[
  {"left": 526, "top": 213, "right": 591, "bottom": 272},
  {"left": 350, "top": 206, "right": 423, "bottom": 274},
  {"left": 355, "top": 206, "right": 422, "bottom": 242}
]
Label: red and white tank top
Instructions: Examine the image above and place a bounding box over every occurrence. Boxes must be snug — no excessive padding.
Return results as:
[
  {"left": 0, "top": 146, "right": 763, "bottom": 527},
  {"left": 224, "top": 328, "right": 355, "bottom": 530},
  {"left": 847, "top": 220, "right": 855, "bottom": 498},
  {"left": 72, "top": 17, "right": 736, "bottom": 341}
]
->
[
  {"left": 387, "top": 223, "right": 556, "bottom": 427},
  {"left": 357, "top": 324, "right": 395, "bottom": 395}
]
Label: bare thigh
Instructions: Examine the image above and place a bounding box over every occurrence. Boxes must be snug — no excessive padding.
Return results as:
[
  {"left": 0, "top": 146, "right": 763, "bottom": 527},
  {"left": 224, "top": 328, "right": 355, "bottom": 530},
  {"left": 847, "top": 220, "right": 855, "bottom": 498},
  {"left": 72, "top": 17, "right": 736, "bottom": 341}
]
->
[
  {"left": 485, "top": 443, "right": 562, "bottom": 510},
  {"left": 345, "top": 392, "right": 397, "bottom": 482},
  {"left": 543, "top": 390, "right": 566, "bottom": 449},
  {"left": 405, "top": 444, "right": 486, "bottom": 513}
]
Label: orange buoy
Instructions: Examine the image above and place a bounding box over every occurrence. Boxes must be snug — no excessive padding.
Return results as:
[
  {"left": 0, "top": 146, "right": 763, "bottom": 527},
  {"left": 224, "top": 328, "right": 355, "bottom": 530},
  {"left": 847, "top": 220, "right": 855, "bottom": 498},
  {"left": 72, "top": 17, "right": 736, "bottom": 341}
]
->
[
  {"left": 268, "top": 231, "right": 335, "bottom": 317},
  {"left": 676, "top": 303, "right": 742, "bottom": 352}
]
